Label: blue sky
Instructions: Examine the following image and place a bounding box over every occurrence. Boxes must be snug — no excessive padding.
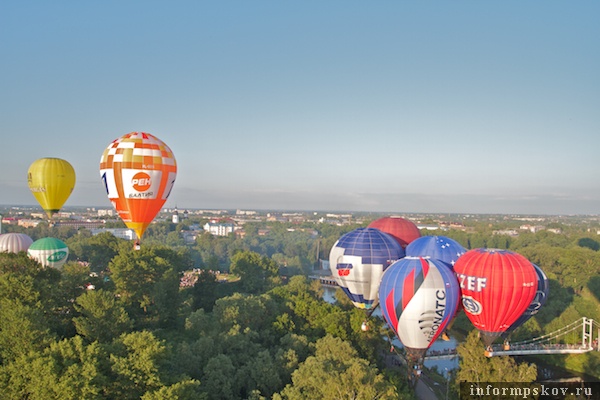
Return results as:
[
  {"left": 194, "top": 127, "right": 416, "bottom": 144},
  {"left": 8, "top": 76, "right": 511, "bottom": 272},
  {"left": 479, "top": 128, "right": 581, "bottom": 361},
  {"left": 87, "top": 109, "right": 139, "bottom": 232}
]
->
[{"left": 1, "top": 1, "right": 599, "bottom": 214}]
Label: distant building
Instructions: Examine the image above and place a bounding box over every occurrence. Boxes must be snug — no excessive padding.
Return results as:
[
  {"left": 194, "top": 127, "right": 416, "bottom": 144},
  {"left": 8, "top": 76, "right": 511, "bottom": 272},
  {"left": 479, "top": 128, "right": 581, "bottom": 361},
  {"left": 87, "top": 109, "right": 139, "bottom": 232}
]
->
[
  {"left": 317, "top": 259, "right": 330, "bottom": 271},
  {"left": 203, "top": 221, "right": 235, "bottom": 236},
  {"left": 90, "top": 228, "right": 136, "bottom": 241},
  {"left": 520, "top": 225, "right": 545, "bottom": 233},
  {"left": 97, "top": 209, "right": 115, "bottom": 217},
  {"left": 17, "top": 219, "right": 42, "bottom": 228},
  {"left": 236, "top": 210, "right": 257, "bottom": 216},
  {"left": 181, "top": 230, "right": 201, "bottom": 244},
  {"left": 54, "top": 220, "right": 106, "bottom": 230},
  {"left": 1, "top": 217, "right": 19, "bottom": 226},
  {"left": 417, "top": 224, "right": 441, "bottom": 231},
  {"left": 493, "top": 229, "right": 520, "bottom": 237}
]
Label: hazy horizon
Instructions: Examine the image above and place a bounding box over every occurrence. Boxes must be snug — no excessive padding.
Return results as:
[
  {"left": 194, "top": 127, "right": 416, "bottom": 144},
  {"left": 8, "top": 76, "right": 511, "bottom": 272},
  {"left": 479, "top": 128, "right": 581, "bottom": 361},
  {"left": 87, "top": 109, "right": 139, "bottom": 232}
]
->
[{"left": 2, "top": 201, "right": 598, "bottom": 218}]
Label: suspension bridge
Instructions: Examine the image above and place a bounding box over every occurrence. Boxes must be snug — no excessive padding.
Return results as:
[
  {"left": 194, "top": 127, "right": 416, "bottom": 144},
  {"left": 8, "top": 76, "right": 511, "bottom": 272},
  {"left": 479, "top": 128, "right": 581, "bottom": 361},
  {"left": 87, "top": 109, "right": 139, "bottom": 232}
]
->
[
  {"left": 485, "top": 317, "right": 600, "bottom": 357},
  {"left": 423, "top": 317, "right": 599, "bottom": 359}
]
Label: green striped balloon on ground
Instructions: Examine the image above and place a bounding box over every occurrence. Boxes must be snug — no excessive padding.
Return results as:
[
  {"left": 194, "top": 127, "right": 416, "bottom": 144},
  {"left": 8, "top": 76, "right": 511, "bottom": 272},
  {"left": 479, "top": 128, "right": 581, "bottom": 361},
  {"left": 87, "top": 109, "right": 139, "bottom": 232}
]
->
[{"left": 28, "top": 238, "right": 69, "bottom": 269}]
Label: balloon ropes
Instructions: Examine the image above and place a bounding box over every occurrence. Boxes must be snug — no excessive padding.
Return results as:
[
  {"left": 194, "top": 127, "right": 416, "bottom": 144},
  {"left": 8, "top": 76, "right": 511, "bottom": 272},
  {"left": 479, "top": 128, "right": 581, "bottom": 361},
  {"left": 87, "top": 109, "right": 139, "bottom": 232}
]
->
[
  {"left": 329, "top": 227, "right": 404, "bottom": 330},
  {"left": 100, "top": 132, "right": 177, "bottom": 249},
  {"left": 453, "top": 249, "right": 539, "bottom": 349},
  {"left": 27, "top": 158, "right": 76, "bottom": 220},
  {"left": 379, "top": 256, "right": 460, "bottom": 386}
]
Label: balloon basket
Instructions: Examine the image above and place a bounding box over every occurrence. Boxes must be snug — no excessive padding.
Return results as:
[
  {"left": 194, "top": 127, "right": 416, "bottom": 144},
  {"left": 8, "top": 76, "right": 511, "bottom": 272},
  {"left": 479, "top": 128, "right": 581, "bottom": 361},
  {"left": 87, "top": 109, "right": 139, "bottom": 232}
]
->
[{"left": 406, "top": 358, "right": 424, "bottom": 388}]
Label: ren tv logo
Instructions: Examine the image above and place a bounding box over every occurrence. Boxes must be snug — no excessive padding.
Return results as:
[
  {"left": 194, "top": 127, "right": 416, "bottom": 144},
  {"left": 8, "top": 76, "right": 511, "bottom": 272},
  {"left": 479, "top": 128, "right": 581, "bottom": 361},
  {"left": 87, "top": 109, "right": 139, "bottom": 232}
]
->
[{"left": 129, "top": 172, "right": 154, "bottom": 198}]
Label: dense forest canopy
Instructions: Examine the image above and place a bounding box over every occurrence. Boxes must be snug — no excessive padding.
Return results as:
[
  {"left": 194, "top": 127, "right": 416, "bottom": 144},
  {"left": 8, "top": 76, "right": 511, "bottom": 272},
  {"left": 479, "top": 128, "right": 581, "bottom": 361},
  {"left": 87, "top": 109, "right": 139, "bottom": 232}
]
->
[{"left": 0, "top": 212, "right": 598, "bottom": 399}]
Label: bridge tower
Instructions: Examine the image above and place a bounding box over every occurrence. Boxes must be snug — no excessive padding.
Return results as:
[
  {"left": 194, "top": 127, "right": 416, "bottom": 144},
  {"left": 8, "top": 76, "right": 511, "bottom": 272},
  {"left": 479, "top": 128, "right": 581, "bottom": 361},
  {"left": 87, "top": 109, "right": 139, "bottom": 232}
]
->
[{"left": 582, "top": 317, "right": 593, "bottom": 349}]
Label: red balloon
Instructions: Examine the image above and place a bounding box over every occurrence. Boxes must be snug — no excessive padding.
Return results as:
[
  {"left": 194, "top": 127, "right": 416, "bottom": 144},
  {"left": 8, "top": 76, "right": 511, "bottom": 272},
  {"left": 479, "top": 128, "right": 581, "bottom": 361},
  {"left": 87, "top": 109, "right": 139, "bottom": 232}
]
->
[
  {"left": 453, "top": 249, "right": 538, "bottom": 347},
  {"left": 368, "top": 216, "right": 421, "bottom": 248}
]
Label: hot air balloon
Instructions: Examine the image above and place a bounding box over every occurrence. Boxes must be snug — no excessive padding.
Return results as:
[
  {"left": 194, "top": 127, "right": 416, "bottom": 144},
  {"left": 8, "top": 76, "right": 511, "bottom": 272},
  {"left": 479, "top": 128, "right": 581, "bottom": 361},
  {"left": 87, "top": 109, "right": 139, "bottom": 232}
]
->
[
  {"left": 405, "top": 235, "right": 466, "bottom": 340},
  {"left": 100, "top": 132, "right": 177, "bottom": 246},
  {"left": 329, "top": 227, "right": 404, "bottom": 310},
  {"left": 27, "top": 158, "right": 76, "bottom": 218},
  {"left": 0, "top": 233, "right": 34, "bottom": 253},
  {"left": 379, "top": 256, "right": 460, "bottom": 378},
  {"left": 405, "top": 235, "right": 466, "bottom": 269},
  {"left": 503, "top": 263, "right": 549, "bottom": 339},
  {"left": 368, "top": 216, "right": 421, "bottom": 248},
  {"left": 453, "top": 249, "right": 538, "bottom": 348},
  {"left": 27, "top": 237, "right": 69, "bottom": 269}
]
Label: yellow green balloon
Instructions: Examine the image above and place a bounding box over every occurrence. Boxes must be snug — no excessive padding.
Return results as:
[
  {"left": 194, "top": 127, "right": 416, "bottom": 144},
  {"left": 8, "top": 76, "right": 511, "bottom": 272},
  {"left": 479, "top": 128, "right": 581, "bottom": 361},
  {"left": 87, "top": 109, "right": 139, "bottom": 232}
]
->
[{"left": 27, "top": 158, "right": 76, "bottom": 218}]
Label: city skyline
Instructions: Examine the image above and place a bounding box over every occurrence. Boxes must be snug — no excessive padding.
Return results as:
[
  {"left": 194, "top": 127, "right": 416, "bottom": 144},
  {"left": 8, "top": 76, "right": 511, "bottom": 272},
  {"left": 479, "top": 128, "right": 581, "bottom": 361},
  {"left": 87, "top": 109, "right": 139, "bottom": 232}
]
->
[{"left": 2, "top": 2, "right": 599, "bottom": 215}]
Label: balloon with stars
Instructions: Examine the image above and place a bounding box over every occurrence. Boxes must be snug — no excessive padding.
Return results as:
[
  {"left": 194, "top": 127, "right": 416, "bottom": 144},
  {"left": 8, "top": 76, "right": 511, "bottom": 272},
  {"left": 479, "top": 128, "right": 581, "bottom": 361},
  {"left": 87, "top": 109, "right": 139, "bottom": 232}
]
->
[{"left": 405, "top": 235, "right": 466, "bottom": 270}]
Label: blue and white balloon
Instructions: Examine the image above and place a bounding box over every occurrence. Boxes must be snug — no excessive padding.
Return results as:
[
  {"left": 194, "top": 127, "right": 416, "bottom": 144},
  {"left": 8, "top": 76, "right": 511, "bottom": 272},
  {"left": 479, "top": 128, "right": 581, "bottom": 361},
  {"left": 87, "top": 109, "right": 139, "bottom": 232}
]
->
[
  {"left": 405, "top": 235, "right": 466, "bottom": 269},
  {"left": 329, "top": 227, "right": 404, "bottom": 309}
]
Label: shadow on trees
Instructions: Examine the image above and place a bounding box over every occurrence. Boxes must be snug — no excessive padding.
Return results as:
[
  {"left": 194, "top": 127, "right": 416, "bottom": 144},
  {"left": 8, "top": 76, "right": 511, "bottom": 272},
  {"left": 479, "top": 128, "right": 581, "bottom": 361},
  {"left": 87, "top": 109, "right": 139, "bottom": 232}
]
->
[
  {"left": 576, "top": 237, "right": 600, "bottom": 251},
  {"left": 535, "top": 279, "right": 574, "bottom": 326},
  {"left": 587, "top": 276, "right": 600, "bottom": 304}
]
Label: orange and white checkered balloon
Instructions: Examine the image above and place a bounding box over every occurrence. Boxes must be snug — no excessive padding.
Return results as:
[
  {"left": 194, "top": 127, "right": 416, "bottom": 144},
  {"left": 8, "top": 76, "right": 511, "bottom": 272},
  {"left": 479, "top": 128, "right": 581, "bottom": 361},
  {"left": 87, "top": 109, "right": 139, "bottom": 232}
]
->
[{"left": 100, "top": 132, "right": 177, "bottom": 241}]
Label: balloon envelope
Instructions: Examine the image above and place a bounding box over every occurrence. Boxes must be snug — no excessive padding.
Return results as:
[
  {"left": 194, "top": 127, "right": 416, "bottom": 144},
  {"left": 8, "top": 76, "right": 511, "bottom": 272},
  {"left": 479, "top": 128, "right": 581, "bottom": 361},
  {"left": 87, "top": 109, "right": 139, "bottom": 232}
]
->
[
  {"left": 504, "top": 263, "right": 549, "bottom": 336},
  {"left": 28, "top": 237, "right": 69, "bottom": 269},
  {"left": 329, "top": 227, "right": 404, "bottom": 309},
  {"left": 453, "top": 249, "right": 538, "bottom": 347},
  {"left": 0, "top": 233, "right": 34, "bottom": 253},
  {"left": 368, "top": 216, "right": 421, "bottom": 248},
  {"left": 28, "top": 158, "right": 76, "bottom": 218},
  {"left": 379, "top": 257, "right": 460, "bottom": 360},
  {"left": 405, "top": 235, "right": 466, "bottom": 269},
  {"left": 100, "top": 132, "right": 177, "bottom": 241}
]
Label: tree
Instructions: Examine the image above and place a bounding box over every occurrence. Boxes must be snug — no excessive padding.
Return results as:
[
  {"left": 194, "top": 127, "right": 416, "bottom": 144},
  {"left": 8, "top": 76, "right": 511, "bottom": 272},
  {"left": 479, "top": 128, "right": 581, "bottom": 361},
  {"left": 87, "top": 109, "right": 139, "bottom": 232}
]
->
[
  {"left": 235, "top": 349, "right": 282, "bottom": 398},
  {"left": 0, "top": 251, "right": 72, "bottom": 337},
  {"left": 200, "top": 354, "right": 238, "bottom": 400},
  {"left": 0, "top": 297, "right": 55, "bottom": 363},
  {"left": 107, "top": 331, "right": 168, "bottom": 400},
  {"left": 141, "top": 380, "right": 204, "bottom": 400},
  {"left": 229, "top": 251, "right": 278, "bottom": 294},
  {"left": 456, "top": 330, "right": 537, "bottom": 384},
  {"left": 558, "top": 247, "right": 600, "bottom": 293},
  {"left": 0, "top": 336, "right": 106, "bottom": 400},
  {"left": 169, "top": 336, "right": 218, "bottom": 381},
  {"left": 275, "top": 335, "right": 398, "bottom": 400},
  {"left": 66, "top": 231, "right": 125, "bottom": 273},
  {"left": 0, "top": 251, "right": 44, "bottom": 275},
  {"left": 108, "top": 246, "right": 185, "bottom": 328},
  {"left": 190, "top": 269, "right": 218, "bottom": 312},
  {"left": 212, "top": 292, "right": 279, "bottom": 335},
  {"left": 73, "top": 289, "right": 133, "bottom": 342}
]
